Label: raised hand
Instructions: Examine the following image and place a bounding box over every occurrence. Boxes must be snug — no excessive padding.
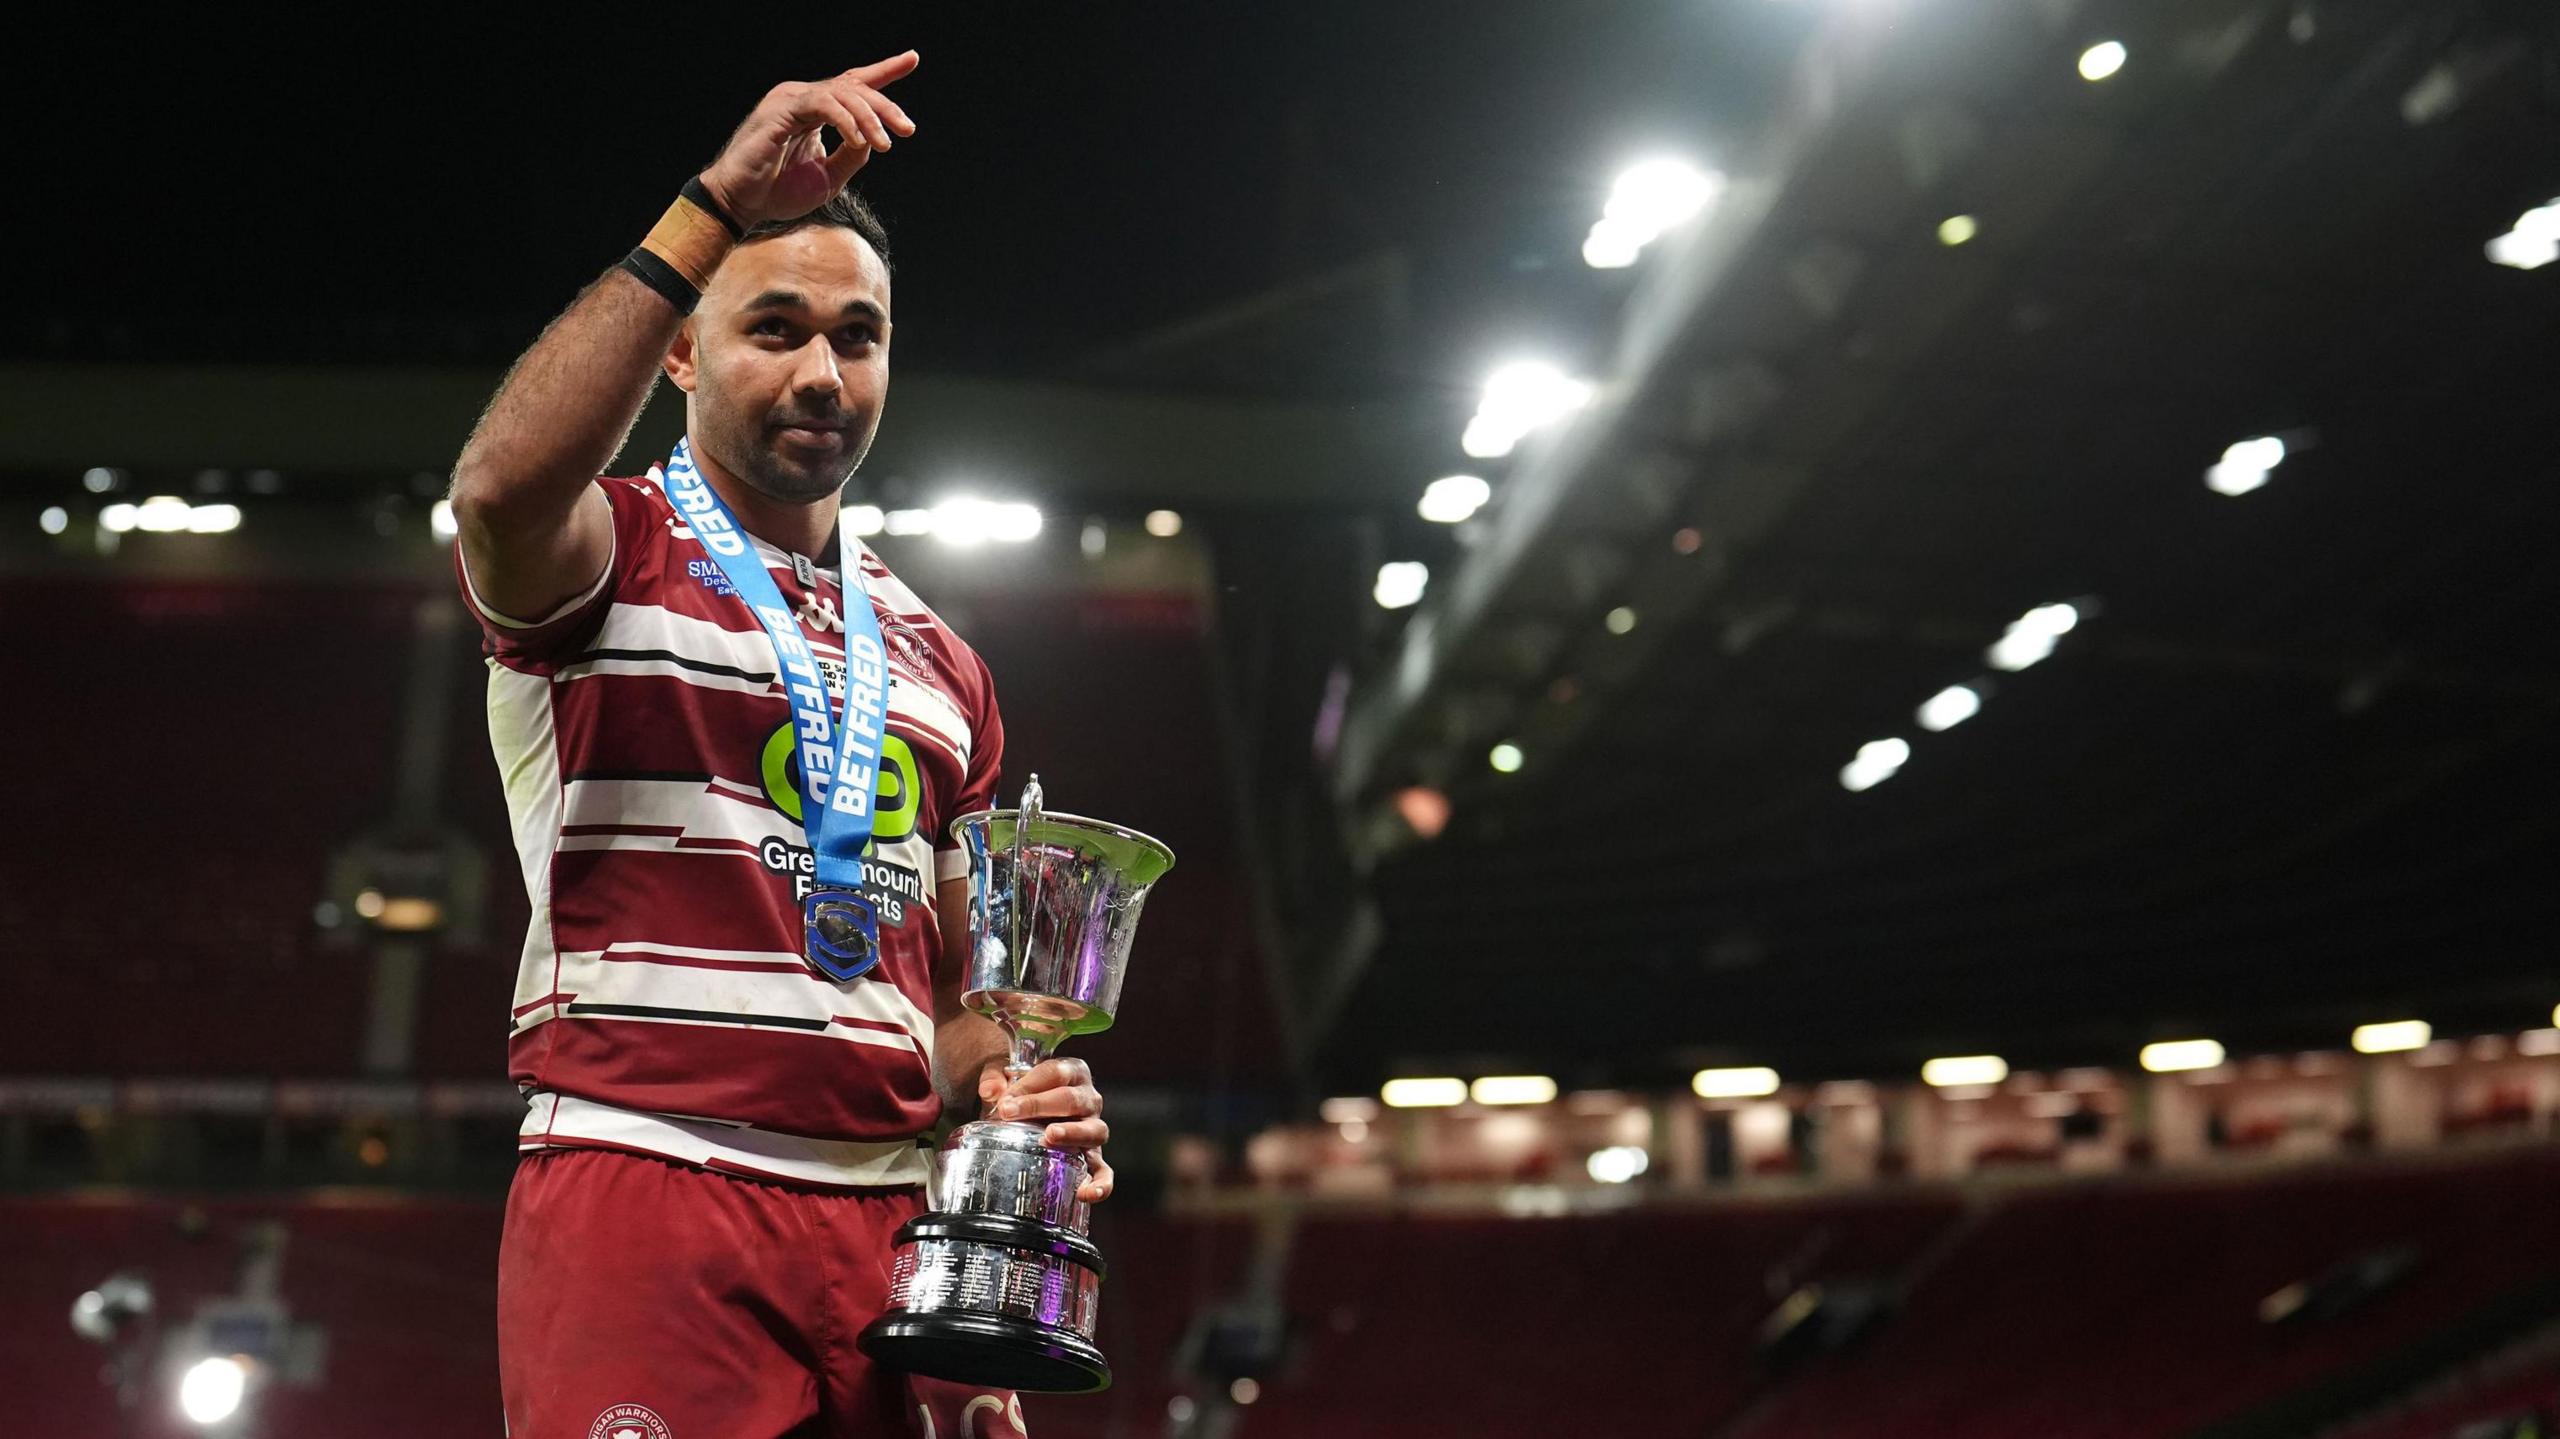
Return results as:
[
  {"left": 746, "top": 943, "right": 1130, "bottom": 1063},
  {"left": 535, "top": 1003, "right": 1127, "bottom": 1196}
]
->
[{"left": 698, "top": 52, "right": 919, "bottom": 227}]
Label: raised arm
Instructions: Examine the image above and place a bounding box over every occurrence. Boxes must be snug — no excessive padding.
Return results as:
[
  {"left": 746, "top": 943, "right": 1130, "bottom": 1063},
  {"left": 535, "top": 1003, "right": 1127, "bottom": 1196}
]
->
[{"left": 447, "top": 52, "right": 920, "bottom": 621}]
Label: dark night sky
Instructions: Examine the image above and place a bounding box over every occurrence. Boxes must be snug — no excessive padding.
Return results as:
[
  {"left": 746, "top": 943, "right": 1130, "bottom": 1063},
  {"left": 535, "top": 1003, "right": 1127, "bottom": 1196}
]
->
[{"left": 19, "top": 4, "right": 1809, "bottom": 387}]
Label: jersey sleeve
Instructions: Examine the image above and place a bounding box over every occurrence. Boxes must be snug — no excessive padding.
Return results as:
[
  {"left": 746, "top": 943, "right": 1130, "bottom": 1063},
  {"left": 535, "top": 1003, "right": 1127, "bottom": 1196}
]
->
[
  {"left": 933, "top": 649, "right": 1007, "bottom": 885},
  {"left": 453, "top": 478, "right": 654, "bottom": 667}
]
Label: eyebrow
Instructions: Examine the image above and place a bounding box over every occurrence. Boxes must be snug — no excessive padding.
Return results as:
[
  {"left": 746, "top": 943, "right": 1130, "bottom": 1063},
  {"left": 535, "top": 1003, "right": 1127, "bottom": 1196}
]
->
[{"left": 741, "top": 289, "right": 887, "bottom": 325}]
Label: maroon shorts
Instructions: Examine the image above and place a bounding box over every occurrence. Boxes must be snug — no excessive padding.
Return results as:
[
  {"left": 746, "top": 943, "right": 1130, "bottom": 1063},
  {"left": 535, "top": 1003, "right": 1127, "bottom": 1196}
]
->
[{"left": 498, "top": 1147, "right": 1026, "bottom": 1439}]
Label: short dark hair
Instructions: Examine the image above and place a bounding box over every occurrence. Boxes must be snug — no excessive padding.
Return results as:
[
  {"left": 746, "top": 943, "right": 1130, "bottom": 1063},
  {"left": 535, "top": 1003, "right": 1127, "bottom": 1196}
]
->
[{"left": 740, "top": 188, "right": 893, "bottom": 276}]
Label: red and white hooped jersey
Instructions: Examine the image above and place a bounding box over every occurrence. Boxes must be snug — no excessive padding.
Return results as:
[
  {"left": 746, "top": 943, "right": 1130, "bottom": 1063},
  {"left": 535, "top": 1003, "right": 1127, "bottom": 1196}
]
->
[{"left": 455, "top": 473, "right": 1004, "bottom": 1187}]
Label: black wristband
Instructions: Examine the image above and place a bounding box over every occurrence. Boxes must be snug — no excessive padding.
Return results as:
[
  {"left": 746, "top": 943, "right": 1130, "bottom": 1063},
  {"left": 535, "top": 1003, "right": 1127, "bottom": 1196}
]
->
[
  {"left": 680, "top": 175, "right": 746, "bottom": 241},
  {"left": 618, "top": 247, "right": 700, "bottom": 315}
]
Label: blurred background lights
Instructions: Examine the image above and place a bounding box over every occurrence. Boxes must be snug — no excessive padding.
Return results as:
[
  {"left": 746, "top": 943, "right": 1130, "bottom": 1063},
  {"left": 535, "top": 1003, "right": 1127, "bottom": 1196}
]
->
[
  {"left": 2352, "top": 1020, "right": 2432, "bottom": 1054},
  {"left": 2207, "top": 434, "right": 2288, "bottom": 496},
  {"left": 1470, "top": 1074, "right": 1557, "bottom": 1106},
  {"left": 1373, "top": 560, "right": 1429, "bottom": 610},
  {"left": 1488, "top": 741, "right": 1524, "bottom": 774},
  {"left": 2079, "top": 40, "right": 2127, "bottom": 81},
  {"left": 1582, "top": 157, "right": 1726, "bottom": 270},
  {"left": 1937, "top": 213, "right": 1979, "bottom": 246},
  {"left": 1586, "top": 1145, "right": 1650, "bottom": 1184},
  {"left": 923, "top": 497, "right": 1042, "bottom": 547},
  {"left": 430, "top": 499, "right": 458, "bottom": 542},
  {"left": 99, "top": 497, "right": 243, "bottom": 536},
  {"left": 1417, "top": 473, "right": 1491, "bottom": 524},
  {"left": 2485, "top": 199, "right": 2560, "bottom": 270},
  {"left": 39, "top": 506, "right": 68, "bottom": 535},
  {"left": 1840, "top": 737, "right": 1911, "bottom": 793},
  {"left": 1605, "top": 606, "right": 1638, "bottom": 635},
  {"left": 1463, "top": 360, "right": 1594, "bottom": 459},
  {"left": 1923, "top": 1055, "right": 2011, "bottom": 1088},
  {"left": 1987, "top": 602, "right": 2080, "bottom": 671},
  {"left": 1379, "top": 1077, "right": 1466, "bottom": 1108},
  {"left": 1916, "top": 684, "right": 1982, "bottom": 732},
  {"left": 1394, "top": 785, "right": 1451, "bottom": 839},
  {"left": 2140, "top": 1039, "right": 2227, "bottom": 1073},
  {"left": 845, "top": 504, "right": 886, "bottom": 538},
  {"left": 1692, "top": 1066, "right": 1781, "bottom": 1099},
  {"left": 177, "top": 1355, "right": 247, "bottom": 1425},
  {"left": 1143, "top": 508, "right": 1183, "bottom": 538}
]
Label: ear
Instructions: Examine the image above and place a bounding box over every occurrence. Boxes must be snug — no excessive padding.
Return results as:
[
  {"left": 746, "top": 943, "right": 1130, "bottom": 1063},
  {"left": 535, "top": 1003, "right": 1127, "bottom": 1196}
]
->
[{"left": 664, "top": 317, "right": 699, "bottom": 393}]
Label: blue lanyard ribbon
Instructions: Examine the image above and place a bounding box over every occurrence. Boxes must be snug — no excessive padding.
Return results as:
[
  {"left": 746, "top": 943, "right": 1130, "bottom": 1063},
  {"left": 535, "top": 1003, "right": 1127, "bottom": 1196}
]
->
[{"left": 652, "top": 437, "right": 891, "bottom": 980}]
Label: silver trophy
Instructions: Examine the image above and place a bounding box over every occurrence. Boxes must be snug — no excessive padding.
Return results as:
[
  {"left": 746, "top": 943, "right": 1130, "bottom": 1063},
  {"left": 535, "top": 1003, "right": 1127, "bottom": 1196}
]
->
[{"left": 858, "top": 776, "right": 1175, "bottom": 1394}]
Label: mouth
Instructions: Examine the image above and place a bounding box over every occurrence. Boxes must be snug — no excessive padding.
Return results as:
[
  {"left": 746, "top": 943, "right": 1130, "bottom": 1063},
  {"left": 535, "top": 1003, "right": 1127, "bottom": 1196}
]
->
[{"left": 774, "top": 421, "right": 847, "bottom": 450}]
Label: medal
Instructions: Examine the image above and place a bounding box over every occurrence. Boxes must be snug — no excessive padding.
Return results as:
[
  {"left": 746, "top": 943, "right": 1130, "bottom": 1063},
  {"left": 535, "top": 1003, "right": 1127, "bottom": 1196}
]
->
[{"left": 805, "top": 887, "right": 883, "bottom": 981}]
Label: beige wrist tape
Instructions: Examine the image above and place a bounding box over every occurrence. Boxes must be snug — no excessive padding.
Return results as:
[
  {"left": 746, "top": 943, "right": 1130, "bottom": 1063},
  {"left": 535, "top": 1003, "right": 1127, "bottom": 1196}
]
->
[{"left": 639, "top": 194, "right": 737, "bottom": 294}]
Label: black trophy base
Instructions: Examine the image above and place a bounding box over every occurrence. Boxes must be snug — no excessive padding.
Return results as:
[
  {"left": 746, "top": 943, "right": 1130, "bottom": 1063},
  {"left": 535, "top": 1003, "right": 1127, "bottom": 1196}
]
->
[{"left": 858, "top": 1310, "right": 1112, "bottom": 1394}]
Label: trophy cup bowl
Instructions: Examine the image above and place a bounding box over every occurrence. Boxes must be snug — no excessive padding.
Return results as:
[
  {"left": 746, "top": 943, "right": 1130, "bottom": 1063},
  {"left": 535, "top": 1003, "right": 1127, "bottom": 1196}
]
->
[{"left": 857, "top": 777, "right": 1174, "bottom": 1394}]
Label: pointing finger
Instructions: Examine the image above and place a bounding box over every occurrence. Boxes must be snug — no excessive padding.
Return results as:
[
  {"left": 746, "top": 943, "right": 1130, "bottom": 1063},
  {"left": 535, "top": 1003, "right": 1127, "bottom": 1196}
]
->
[{"left": 843, "top": 50, "right": 920, "bottom": 89}]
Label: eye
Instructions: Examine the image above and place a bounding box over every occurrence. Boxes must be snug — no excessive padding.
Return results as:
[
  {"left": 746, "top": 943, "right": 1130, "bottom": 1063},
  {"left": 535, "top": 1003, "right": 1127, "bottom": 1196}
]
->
[{"left": 751, "top": 318, "right": 790, "bottom": 337}]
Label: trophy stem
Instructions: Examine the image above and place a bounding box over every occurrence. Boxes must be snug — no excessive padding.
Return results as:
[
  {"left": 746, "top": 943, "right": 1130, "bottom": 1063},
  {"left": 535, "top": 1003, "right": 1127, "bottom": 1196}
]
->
[{"left": 1003, "top": 1025, "right": 1053, "bottom": 1079}]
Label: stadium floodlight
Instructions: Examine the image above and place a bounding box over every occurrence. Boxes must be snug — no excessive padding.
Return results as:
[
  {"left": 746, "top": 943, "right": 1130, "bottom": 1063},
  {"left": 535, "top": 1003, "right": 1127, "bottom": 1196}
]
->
[
  {"left": 430, "top": 499, "right": 458, "bottom": 542},
  {"left": 1987, "top": 601, "right": 2081, "bottom": 671},
  {"left": 1692, "top": 1066, "right": 1781, "bottom": 1099},
  {"left": 2486, "top": 200, "right": 2560, "bottom": 271},
  {"left": 1380, "top": 1076, "right": 1467, "bottom": 1108},
  {"left": 2350, "top": 1020, "right": 2432, "bottom": 1054},
  {"left": 1922, "top": 1054, "right": 2010, "bottom": 1088},
  {"left": 883, "top": 508, "right": 932, "bottom": 537},
  {"left": 2078, "top": 40, "right": 2127, "bottom": 82},
  {"left": 1418, "top": 474, "right": 1492, "bottom": 524},
  {"left": 1581, "top": 157, "right": 1724, "bottom": 271},
  {"left": 844, "top": 504, "right": 886, "bottom": 538},
  {"left": 39, "top": 506, "right": 68, "bottom": 535},
  {"left": 1586, "top": 1145, "right": 1650, "bottom": 1184},
  {"left": 1937, "top": 214, "right": 1979, "bottom": 247},
  {"left": 1463, "top": 360, "right": 1594, "bottom": 458},
  {"left": 1916, "top": 684, "right": 1982, "bottom": 732},
  {"left": 1144, "top": 509, "right": 1183, "bottom": 538},
  {"left": 83, "top": 467, "right": 119, "bottom": 493},
  {"left": 1839, "top": 737, "right": 1911, "bottom": 793},
  {"left": 1605, "top": 606, "right": 1639, "bottom": 635},
  {"left": 1488, "top": 741, "right": 1524, "bottom": 774},
  {"left": 99, "top": 503, "right": 138, "bottom": 533},
  {"left": 177, "top": 1355, "right": 247, "bottom": 1426},
  {"left": 2139, "top": 1039, "right": 2226, "bottom": 1074},
  {"left": 1470, "top": 1074, "right": 1558, "bottom": 1106},
  {"left": 1582, "top": 222, "right": 1643, "bottom": 269},
  {"left": 2206, "top": 435, "right": 2288, "bottom": 496},
  {"left": 1374, "top": 560, "right": 1430, "bottom": 610}
]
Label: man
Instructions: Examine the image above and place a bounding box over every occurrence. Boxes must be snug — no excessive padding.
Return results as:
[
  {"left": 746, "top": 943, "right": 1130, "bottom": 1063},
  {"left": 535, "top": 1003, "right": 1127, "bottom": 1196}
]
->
[{"left": 449, "top": 51, "right": 1105, "bottom": 1438}]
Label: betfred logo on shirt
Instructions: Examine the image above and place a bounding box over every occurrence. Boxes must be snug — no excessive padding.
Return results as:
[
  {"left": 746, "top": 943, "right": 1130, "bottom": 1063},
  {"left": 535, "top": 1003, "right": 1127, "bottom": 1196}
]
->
[{"left": 589, "top": 1402, "right": 673, "bottom": 1439}]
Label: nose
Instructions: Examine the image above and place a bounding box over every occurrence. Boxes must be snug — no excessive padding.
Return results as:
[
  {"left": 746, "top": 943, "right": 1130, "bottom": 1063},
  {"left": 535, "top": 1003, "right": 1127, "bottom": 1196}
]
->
[{"left": 789, "top": 334, "right": 843, "bottom": 402}]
